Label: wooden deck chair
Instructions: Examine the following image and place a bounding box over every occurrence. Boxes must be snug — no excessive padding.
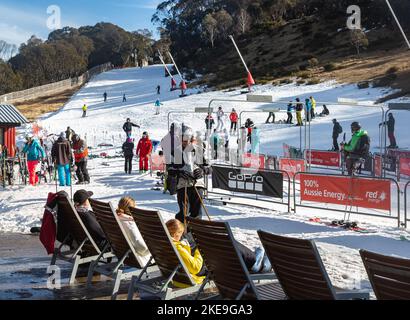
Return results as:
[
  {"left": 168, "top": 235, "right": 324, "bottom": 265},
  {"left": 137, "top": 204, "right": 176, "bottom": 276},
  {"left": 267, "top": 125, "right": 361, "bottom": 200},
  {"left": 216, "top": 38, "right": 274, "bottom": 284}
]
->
[
  {"left": 127, "top": 208, "right": 213, "bottom": 300},
  {"left": 258, "top": 231, "right": 370, "bottom": 300},
  {"left": 50, "top": 195, "right": 113, "bottom": 285},
  {"left": 88, "top": 199, "right": 159, "bottom": 300},
  {"left": 187, "top": 218, "right": 282, "bottom": 300},
  {"left": 360, "top": 250, "right": 410, "bottom": 300}
]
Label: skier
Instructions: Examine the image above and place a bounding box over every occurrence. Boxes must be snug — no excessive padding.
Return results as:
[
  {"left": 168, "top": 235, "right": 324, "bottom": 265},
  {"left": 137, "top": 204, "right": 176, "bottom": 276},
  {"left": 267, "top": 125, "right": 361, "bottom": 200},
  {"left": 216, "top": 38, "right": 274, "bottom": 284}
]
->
[
  {"left": 123, "top": 118, "right": 140, "bottom": 138},
  {"left": 295, "top": 98, "right": 304, "bottom": 126},
  {"left": 136, "top": 132, "right": 153, "bottom": 173},
  {"left": 167, "top": 126, "right": 212, "bottom": 224},
  {"left": 244, "top": 118, "right": 254, "bottom": 143},
  {"left": 380, "top": 113, "right": 397, "bottom": 149},
  {"left": 286, "top": 101, "right": 294, "bottom": 124},
  {"left": 82, "top": 104, "right": 88, "bottom": 118},
  {"left": 216, "top": 106, "right": 225, "bottom": 131},
  {"left": 332, "top": 119, "right": 343, "bottom": 151},
  {"left": 103, "top": 92, "right": 108, "bottom": 102},
  {"left": 229, "top": 108, "right": 239, "bottom": 135},
  {"left": 155, "top": 99, "right": 163, "bottom": 115},
  {"left": 23, "top": 135, "right": 46, "bottom": 186},
  {"left": 305, "top": 98, "right": 312, "bottom": 122},
  {"left": 266, "top": 112, "right": 275, "bottom": 124},
  {"left": 310, "top": 96, "right": 316, "bottom": 119},
  {"left": 157, "top": 85, "right": 161, "bottom": 95},
  {"left": 251, "top": 127, "right": 261, "bottom": 155},
  {"left": 123, "top": 94, "right": 127, "bottom": 103},
  {"left": 51, "top": 132, "right": 73, "bottom": 187},
  {"left": 341, "top": 122, "right": 370, "bottom": 176},
  {"left": 72, "top": 134, "right": 90, "bottom": 184},
  {"left": 122, "top": 137, "right": 135, "bottom": 174}
]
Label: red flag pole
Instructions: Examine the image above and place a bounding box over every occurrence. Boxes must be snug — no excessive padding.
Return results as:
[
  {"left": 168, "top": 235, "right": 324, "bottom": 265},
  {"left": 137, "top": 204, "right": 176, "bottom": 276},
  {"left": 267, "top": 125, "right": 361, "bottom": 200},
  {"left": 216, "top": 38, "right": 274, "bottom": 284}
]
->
[
  {"left": 158, "top": 51, "right": 177, "bottom": 90},
  {"left": 167, "top": 51, "right": 187, "bottom": 95},
  {"left": 229, "top": 35, "right": 255, "bottom": 91}
]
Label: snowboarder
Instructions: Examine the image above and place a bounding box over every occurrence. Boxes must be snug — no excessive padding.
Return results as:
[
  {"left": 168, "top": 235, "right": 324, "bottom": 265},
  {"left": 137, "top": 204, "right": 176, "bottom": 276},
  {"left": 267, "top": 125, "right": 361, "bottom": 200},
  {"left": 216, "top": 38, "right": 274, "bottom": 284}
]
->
[
  {"left": 229, "top": 108, "right": 239, "bottom": 134},
  {"left": 320, "top": 105, "right": 330, "bottom": 117},
  {"left": 103, "top": 92, "right": 108, "bottom": 102},
  {"left": 136, "top": 132, "right": 153, "bottom": 173},
  {"left": 310, "top": 96, "right": 316, "bottom": 119},
  {"left": 341, "top": 122, "right": 370, "bottom": 176},
  {"left": 266, "top": 112, "right": 275, "bottom": 124},
  {"left": 216, "top": 106, "right": 225, "bottom": 131},
  {"left": 286, "top": 102, "right": 294, "bottom": 124},
  {"left": 295, "top": 98, "right": 304, "bottom": 126},
  {"left": 122, "top": 138, "right": 135, "bottom": 174},
  {"left": 244, "top": 118, "right": 254, "bottom": 143},
  {"left": 51, "top": 132, "right": 73, "bottom": 187},
  {"left": 380, "top": 113, "right": 397, "bottom": 149},
  {"left": 72, "top": 134, "right": 90, "bottom": 184},
  {"left": 155, "top": 99, "right": 163, "bottom": 115},
  {"left": 157, "top": 85, "right": 161, "bottom": 95},
  {"left": 82, "top": 104, "right": 88, "bottom": 118},
  {"left": 332, "top": 119, "right": 343, "bottom": 151},
  {"left": 23, "top": 135, "right": 46, "bottom": 186},
  {"left": 123, "top": 118, "right": 140, "bottom": 138},
  {"left": 251, "top": 127, "right": 261, "bottom": 155},
  {"left": 123, "top": 94, "right": 127, "bottom": 103}
]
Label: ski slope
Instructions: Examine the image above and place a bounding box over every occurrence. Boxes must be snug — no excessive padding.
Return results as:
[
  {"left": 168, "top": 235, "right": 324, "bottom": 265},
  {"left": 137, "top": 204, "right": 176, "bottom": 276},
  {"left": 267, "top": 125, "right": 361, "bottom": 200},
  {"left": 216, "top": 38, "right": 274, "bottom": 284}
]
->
[{"left": 2, "top": 65, "right": 410, "bottom": 292}]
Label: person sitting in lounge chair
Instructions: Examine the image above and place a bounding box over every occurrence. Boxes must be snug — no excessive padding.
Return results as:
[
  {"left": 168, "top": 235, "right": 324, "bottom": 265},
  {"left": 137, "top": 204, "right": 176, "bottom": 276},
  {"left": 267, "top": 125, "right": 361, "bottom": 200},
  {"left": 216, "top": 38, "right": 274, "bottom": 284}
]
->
[{"left": 116, "top": 197, "right": 151, "bottom": 266}]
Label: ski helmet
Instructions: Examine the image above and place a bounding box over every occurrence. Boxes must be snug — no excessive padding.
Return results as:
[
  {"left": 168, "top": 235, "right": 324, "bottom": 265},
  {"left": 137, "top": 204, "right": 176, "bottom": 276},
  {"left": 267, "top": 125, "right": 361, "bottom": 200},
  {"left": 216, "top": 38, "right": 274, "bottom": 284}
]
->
[{"left": 351, "top": 122, "right": 361, "bottom": 131}]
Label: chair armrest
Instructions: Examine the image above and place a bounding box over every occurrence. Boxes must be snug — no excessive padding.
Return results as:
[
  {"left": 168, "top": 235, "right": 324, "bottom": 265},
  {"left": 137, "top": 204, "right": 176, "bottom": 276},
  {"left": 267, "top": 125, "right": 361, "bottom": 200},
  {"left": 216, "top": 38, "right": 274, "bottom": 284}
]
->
[{"left": 250, "top": 273, "right": 277, "bottom": 282}]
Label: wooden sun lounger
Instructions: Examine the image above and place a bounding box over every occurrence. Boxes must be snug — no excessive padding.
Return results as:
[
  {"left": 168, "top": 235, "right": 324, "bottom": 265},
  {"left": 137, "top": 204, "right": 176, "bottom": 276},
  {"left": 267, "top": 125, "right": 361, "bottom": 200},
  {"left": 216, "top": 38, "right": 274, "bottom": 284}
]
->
[
  {"left": 258, "top": 231, "right": 370, "bottom": 300},
  {"left": 88, "top": 199, "right": 158, "bottom": 300},
  {"left": 187, "top": 218, "right": 282, "bottom": 300}
]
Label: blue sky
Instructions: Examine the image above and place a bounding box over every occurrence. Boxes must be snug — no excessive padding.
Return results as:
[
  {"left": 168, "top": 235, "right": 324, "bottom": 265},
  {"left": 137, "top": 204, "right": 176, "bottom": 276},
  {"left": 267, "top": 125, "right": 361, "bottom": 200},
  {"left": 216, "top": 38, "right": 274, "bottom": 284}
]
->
[{"left": 0, "top": 0, "right": 162, "bottom": 46}]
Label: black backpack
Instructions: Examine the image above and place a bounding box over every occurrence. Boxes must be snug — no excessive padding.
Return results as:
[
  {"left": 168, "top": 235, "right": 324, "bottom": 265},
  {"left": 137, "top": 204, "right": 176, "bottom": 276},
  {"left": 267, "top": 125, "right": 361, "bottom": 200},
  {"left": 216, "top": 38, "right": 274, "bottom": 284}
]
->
[
  {"left": 337, "top": 124, "right": 343, "bottom": 134},
  {"left": 357, "top": 134, "right": 370, "bottom": 157}
]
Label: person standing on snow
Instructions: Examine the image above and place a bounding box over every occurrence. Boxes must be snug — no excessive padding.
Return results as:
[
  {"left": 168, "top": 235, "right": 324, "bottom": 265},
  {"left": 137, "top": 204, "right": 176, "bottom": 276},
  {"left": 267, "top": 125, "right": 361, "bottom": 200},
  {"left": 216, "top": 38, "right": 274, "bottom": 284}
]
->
[
  {"left": 72, "top": 134, "right": 90, "bottom": 184},
  {"left": 305, "top": 98, "right": 312, "bottom": 122},
  {"left": 251, "top": 127, "right": 261, "bottom": 155},
  {"left": 205, "top": 113, "right": 215, "bottom": 137},
  {"left": 122, "top": 138, "right": 135, "bottom": 174},
  {"left": 332, "top": 119, "right": 343, "bottom": 151},
  {"left": 310, "top": 96, "right": 317, "bottom": 119},
  {"left": 155, "top": 99, "right": 163, "bottom": 115},
  {"left": 103, "top": 92, "right": 108, "bottom": 102},
  {"left": 23, "top": 135, "right": 46, "bottom": 186},
  {"left": 244, "top": 118, "right": 254, "bottom": 143},
  {"left": 82, "top": 104, "right": 88, "bottom": 118},
  {"left": 380, "top": 113, "right": 397, "bottom": 149},
  {"left": 266, "top": 112, "right": 275, "bottom": 124},
  {"left": 216, "top": 106, "right": 225, "bottom": 131},
  {"left": 123, "top": 94, "right": 127, "bottom": 103},
  {"left": 51, "top": 132, "right": 73, "bottom": 187},
  {"left": 210, "top": 129, "right": 221, "bottom": 160},
  {"left": 157, "top": 85, "right": 161, "bottom": 95},
  {"left": 136, "top": 132, "right": 153, "bottom": 173},
  {"left": 123, "top": 118, "right": 140, "bottom": 138},
  {"left": 229, "top": 108, "right": 239, "bottom": 135},
  {"left": 65, "top": 127, "right": 75, "bottom": 145},
  {"left": 286, "top": 102, "right": 294, "bottom": 124},
  {"left": 295, "top": 98, "right": 304, "bottom": 126}
]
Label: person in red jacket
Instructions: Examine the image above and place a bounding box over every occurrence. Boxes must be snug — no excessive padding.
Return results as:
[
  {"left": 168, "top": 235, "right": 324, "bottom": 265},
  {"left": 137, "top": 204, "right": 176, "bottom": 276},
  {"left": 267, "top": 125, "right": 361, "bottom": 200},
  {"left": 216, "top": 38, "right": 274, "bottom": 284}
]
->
[
  {"left": 136, "top": 132, "right": 153, "bottom": 173},
  {"left": 229, "top": 108, "right": 239, "bottom": 135}
]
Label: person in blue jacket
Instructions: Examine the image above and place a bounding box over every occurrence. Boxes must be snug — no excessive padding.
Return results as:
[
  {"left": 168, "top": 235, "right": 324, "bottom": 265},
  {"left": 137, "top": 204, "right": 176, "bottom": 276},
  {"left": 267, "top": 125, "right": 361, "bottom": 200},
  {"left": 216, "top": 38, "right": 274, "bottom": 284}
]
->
[
  {"left": 251, "top": 127, "right": 261, "bottom": 155},
  {"left": 286, "top": 102, "right": 294, "bottom": 124},
  {"left": 305, "top": 98, "right": 312, "bottom": 122},
  {"left": 23, "top": 135, "right": 46, "bottom": 186}
]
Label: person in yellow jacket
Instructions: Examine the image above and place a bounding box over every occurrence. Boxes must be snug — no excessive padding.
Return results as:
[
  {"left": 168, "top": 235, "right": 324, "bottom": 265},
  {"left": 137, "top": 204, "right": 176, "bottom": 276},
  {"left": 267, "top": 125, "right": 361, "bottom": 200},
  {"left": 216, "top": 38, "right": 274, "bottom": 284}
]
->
[
  {"left": 166, "top": 219, "right": 205, "bottom": 287},
  {"left": 310, "top": 96, "right": 316, "bottom": 120},
  {"left": 82, "top": 104, "right": 88, "bottom": 118}
]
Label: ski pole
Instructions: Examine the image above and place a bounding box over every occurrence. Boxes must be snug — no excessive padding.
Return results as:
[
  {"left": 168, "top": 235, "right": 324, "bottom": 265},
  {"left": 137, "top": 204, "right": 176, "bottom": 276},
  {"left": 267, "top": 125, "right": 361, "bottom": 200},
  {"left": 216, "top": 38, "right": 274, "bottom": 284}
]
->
[
  {"left": 193, "top": 185, "right": 212, "bottom": 222},
  {"left": 184, "top": 185, "right": 188, "bottom": 234}
]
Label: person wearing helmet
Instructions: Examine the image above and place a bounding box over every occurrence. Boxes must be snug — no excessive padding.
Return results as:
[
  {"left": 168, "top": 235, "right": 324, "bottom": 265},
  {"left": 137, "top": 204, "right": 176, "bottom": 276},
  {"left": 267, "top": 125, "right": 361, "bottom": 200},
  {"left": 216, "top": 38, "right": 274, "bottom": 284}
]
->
[
  {"left": 332, "top": 119, "right": 343, "bottom": 151},
  {"left": 341, "top": 122, "right": 370, "bottom": 176},
  {"left": 123, "top": 118, "right": 140, "bottom": 138},
  {"left": 72, "top": 134, "right": 90, "bottom": 184},
  {"left": 23, "top": 135, "right": 46, "bottom": 186},
  {"left": 136, "top": 132, "right": 153, "bottom": 173}
]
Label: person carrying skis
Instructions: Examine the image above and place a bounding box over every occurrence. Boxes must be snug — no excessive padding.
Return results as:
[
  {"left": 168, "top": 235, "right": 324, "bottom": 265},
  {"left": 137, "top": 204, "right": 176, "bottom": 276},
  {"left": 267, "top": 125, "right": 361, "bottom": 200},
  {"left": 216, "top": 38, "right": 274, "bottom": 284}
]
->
[
  {"left": 244, "top": 118, "right": 254, "bottom": 143},
  {"left": 136, "top": 132, "right": 153, "bottom": 173},
  {"left": 286, "top": 101, "right": 294, "bottom": 124},
  {"left": 72, "top": 134, "right": 90, "bottom": 184},
  {"left": 229, "top": 108, "right": 239, "bottom": 134},
  {"left": 103, "top": 92, "right": 108, "bottom": 102},
  {"left": 155, "top": 99, "right": 163, "bottom": 115},
  {"left": 310, "top": 96, "right": 317, "bottom": 119},
  {"left": 341, "top": 122, "right": 370, "bottom": 176},
  {"left": 122, "top": 137, "right": 135, "bottom": 174},
  {"left": 216, "top": 106, "right": 225, "bottom": 131},
  {"left": 82, "top": 104, "right": 88, "bottom": 118},
  {"left": 51, "top": 132, "right": 73, "bottom": 187},
  {"left": 380, "top": 113, "right": 397, "bottom": 149},
  {"left": 123, "top": 118, "right": 140, "bottom": 138},
  {"left": 295, "top": 98, "right": 303, "bottom": 126},
  {"left": 23, "top": 135, "right": 46, "bottom": 186},
  {"left": 332, "top": 119, "right": 343, "bottom": 151},
  {"left": 167, "top": 126, "right": 212, "bottom": 224}
]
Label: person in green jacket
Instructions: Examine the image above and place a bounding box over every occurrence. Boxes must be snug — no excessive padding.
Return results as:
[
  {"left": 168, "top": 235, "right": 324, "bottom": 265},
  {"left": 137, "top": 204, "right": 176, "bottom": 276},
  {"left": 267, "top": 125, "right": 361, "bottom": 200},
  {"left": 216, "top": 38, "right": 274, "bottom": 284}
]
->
[{"left": 341, "top": 122, "right": 370, "bottom": 176}]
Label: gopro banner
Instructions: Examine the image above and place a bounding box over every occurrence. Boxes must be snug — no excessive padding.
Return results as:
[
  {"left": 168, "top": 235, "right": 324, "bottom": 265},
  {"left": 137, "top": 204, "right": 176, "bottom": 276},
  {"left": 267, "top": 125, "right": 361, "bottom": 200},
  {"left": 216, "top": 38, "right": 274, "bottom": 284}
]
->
[{"left": 211, "top": 166, "right": 283, "bottom": 199}]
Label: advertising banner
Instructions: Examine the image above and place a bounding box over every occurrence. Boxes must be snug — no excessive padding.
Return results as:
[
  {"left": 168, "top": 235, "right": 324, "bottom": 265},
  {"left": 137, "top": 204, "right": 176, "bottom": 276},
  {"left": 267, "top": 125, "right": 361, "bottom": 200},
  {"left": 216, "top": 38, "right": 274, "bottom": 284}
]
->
[
  {"left": 305, "top": 150, "right": 341, "bottom": 167},
  {"left": 400, "top": 158, "right": 410, "bottom": 177},
  {"left": 212, "top": 166, "right": 283, "bottom": 198},
  {"left": 242, "top": 153, "right": 265, "bottom": 169},
  {"left": 374, "top": 154, "right": 382, "bottom": 177},
  {"left": 279, "top": 158, "right": 306, "bottom": 180},
  {"left": 300, "top": 174, "right": 391, "bottom": 211}
]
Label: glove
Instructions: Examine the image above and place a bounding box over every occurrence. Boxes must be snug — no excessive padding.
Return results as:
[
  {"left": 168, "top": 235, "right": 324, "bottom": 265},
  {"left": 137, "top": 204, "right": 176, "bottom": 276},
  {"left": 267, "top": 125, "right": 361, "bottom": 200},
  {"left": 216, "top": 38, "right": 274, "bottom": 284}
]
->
[{"left": 193, "top": 168, "right": 204, "bottom": 180}]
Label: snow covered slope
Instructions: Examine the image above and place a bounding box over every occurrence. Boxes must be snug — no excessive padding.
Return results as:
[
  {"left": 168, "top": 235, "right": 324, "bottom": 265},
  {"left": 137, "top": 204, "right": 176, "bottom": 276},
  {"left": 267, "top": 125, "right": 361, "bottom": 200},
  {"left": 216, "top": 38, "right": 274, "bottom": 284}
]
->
[{"left": 2, "top": 65, "right": 410, "bottom": 292}]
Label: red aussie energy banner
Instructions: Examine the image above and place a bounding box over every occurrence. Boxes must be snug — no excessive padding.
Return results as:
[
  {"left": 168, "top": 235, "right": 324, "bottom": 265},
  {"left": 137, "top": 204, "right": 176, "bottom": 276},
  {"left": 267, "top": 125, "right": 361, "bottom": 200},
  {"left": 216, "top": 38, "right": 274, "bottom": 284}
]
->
[
  {"left": 374, "top": 154, "right": 382, "bottom": 177},
  {"left": 305, "top": 150, "right": 341, "bottom": 167},
  {"left": 300, "top": 174, "right": 391, "bottom": 211},
  {"left": 279, "top": 158, "right": 306, "bottom": 180},
  {"left": 400, "top": 158, "right": 410, "bottom": 177}
]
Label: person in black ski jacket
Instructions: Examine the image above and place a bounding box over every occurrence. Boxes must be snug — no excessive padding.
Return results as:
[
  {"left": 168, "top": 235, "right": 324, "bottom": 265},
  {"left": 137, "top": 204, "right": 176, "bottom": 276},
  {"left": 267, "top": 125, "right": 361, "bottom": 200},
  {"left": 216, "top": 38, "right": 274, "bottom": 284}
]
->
[
  {"left": 122, "top": 138, "right": 135, "bottom": 174},
  {"left": 123, "top": 118, "right": 140, "bottom": 138},
  {"left": 380, "top": 113, "right": 397, "bottom": 149},
  {"left": 332, "top": 119, "right": 343, "bottom": 151}
]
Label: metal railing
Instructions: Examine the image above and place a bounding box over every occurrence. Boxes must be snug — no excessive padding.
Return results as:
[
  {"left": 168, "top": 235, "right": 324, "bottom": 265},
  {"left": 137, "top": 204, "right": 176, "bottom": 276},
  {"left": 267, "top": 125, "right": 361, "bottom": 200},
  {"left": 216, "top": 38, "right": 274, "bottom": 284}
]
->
[{"left": 405, "top": 181, "right": 410, "bottom": 228}]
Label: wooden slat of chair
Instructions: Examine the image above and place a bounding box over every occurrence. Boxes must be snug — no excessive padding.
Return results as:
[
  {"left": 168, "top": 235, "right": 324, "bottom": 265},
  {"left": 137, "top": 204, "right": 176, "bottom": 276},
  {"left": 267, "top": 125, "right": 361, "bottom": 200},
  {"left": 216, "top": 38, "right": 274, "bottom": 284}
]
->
[{"left": 360, "top": 250, "right": 410, "bottom": 300}]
